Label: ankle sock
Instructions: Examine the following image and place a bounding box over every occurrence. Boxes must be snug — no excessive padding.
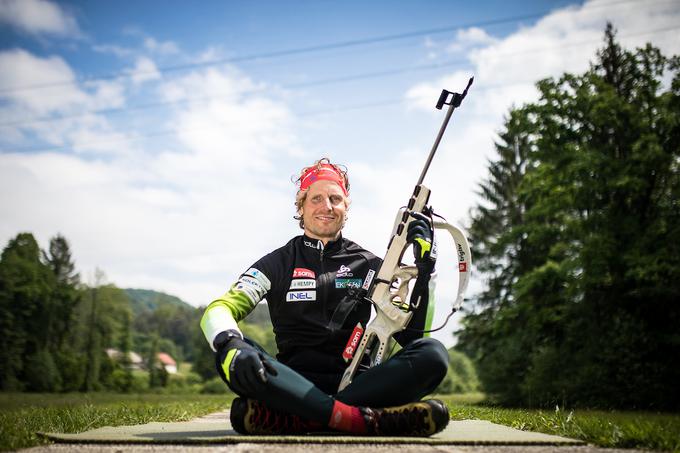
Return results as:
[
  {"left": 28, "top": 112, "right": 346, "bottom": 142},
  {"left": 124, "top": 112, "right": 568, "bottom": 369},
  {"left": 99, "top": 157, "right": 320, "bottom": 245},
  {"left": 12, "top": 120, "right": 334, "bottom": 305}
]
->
[{"left": 328, "top": 400, "right": 367, "bottom": 434}]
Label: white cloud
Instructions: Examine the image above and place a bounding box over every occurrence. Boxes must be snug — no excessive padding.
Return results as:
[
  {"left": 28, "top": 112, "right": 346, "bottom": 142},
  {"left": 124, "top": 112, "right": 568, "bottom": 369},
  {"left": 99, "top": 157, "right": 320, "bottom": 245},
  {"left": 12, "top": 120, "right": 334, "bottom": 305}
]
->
[
  {"left": 144, "top": 37, "right": 180, "bottom": 55},
  {"left": 127, "top": 56, "right": 162, "bottom": 85},
  {"left": 92, "top": 44, "right": 136, "bottom": 58},
  {"left": 0, "top": 49, "right": 129, "bottom": 155},
  {"left": 447, "top": 27, "right": 497, "bottom": 53},
  {"left": 0, "top": 49, "right": 86, "bottom": 114},
  {"left": 0, "top": 0, "right": 80, "bottom": 37}
]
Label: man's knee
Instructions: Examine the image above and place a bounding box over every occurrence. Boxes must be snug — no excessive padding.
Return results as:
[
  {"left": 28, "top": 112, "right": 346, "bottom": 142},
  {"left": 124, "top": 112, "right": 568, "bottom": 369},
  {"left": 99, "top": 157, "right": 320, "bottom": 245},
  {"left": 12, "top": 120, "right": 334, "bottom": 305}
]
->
[{"left": 406, "top": 337, "right": 449, "bottom": 381}]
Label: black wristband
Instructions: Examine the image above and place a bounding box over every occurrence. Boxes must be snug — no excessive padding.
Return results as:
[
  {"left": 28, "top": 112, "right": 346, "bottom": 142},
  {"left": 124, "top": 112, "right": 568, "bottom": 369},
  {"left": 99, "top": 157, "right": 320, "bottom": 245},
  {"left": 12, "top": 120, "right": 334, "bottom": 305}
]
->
[{"left": 213, "top": 329, "right": 243, "bottom": 351}]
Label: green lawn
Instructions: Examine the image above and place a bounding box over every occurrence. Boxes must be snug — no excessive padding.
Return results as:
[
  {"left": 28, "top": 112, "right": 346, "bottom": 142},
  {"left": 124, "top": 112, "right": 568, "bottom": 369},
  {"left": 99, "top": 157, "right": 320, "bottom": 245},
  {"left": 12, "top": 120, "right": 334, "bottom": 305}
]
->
[
  {"left": 436, "top": 394, "right": 680, "bottom": 452},
  {"left": 0, "top": 393, "right": 230, "bottom": 452},
  {"left": 2, "top": 392, "right": 679, "bottom": 452}
]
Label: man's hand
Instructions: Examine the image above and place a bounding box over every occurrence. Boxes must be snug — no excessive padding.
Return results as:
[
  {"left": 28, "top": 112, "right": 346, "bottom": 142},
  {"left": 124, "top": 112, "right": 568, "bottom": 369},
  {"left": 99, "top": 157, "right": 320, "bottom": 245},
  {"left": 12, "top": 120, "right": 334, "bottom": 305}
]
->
[
  {"left": 407, "top": 211, "right": 436, "bottom": 271},
  {"left": 215, "top": 332, "right": 278, "bottom": 395}
]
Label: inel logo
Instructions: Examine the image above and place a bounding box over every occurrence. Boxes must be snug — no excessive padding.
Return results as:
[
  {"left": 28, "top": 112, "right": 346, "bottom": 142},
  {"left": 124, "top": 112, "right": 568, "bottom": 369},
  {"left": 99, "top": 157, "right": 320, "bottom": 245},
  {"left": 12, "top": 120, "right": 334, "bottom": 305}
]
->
[{"left": 286, "top": 291, "right": 317, "bottom": 302}]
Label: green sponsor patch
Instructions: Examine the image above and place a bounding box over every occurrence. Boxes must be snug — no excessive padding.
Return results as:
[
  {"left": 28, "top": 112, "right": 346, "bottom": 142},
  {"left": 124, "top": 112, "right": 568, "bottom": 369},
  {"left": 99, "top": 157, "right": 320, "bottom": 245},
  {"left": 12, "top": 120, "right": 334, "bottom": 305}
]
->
[{"left": 335, "top": 278, "right": 362, "bottom": 289}]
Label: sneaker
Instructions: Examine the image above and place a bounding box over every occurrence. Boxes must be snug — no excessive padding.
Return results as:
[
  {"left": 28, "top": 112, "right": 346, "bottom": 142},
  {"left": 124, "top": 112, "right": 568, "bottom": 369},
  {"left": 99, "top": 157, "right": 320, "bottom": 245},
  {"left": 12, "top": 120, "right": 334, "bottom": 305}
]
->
[
  {"left": 361, "top": 399, "right": 449, "bottom": 437},
  {"left": 230, "top": 397, "right": 317, "bottom": 435}
]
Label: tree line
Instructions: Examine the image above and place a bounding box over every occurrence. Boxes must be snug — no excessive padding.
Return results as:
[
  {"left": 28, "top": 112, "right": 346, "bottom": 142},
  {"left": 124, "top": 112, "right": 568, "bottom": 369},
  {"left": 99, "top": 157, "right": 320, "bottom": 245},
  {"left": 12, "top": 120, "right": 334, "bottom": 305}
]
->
[
  {"left": 0, "top": 230, "right": 481, "bottom": 394},
  {"left": 0, "top": 232, "right": 208, "bottom": 392},
  {"left": 457, "top": 25, "right": 679, "bottom": 410}
]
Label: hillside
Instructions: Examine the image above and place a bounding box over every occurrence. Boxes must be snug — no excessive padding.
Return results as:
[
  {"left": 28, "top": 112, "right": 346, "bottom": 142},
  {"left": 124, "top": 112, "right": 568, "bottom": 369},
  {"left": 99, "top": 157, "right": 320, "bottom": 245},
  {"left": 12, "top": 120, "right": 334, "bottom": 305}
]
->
[{"left": 124, "top": 288, "right": 192, "bottom": 315}]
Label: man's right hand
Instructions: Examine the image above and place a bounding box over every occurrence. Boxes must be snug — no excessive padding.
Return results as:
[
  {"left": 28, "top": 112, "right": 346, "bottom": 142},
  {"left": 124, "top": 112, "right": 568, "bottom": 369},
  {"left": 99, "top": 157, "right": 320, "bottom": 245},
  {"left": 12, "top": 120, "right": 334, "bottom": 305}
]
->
[{"left": 215, "top": 331, "right": 278, "bottom": 395}]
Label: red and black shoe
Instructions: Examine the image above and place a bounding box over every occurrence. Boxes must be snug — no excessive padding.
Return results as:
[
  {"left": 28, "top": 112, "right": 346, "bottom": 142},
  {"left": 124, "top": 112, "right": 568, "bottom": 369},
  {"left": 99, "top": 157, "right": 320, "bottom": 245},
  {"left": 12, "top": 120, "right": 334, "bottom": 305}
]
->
[
  {"left": 230, "top": 397, "right": 320, "bottom": 435},
  {"left": 361, "top": 399, "right": 450, "bottom": 437}
]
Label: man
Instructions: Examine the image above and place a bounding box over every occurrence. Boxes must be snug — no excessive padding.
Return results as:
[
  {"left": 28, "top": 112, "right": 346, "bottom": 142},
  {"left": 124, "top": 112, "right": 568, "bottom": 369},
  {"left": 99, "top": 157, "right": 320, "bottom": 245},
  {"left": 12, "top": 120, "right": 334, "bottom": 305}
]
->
[{"left": 200, "top": 158, "right": 450, "bottom": 436}]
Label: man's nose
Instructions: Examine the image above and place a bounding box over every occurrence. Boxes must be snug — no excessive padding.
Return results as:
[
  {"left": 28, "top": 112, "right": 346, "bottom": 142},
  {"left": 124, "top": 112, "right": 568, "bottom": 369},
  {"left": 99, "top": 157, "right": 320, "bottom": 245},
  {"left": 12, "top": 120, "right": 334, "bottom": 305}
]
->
[{"left": 323, "top": 197, "right": 333, "bottom": 210}]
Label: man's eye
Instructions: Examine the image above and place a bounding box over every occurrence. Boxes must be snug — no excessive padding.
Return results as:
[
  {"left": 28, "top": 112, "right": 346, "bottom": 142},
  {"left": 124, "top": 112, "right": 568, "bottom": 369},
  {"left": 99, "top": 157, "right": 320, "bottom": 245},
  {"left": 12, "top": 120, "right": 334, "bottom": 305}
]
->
[{"left": 330, "top": 195, "right": 343, "bottom": 204}]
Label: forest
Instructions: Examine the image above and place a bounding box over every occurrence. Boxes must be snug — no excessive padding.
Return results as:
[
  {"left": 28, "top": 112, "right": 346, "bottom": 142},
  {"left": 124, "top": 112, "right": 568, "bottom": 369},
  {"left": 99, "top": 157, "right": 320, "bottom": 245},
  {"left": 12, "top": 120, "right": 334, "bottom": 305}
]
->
[{"left": 457, "top": 25, "right": 679, "bottom": 410}]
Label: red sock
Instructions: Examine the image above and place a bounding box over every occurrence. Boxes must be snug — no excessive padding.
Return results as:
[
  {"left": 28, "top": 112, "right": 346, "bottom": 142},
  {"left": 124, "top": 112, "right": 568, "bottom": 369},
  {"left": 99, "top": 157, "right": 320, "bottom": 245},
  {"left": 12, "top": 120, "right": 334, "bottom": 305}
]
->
[{"left": 328, "top": 400, "right": 367, "bottom": 434}]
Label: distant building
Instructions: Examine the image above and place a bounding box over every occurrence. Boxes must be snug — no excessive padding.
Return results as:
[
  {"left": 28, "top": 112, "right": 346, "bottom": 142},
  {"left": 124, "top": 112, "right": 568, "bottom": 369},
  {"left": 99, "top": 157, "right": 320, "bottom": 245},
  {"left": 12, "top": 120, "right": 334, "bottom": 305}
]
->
[
  {"left": 156, "top": 352, "right": 177, "bottom": 374},
  {"left": 105, "top": 348, "right": 144, "bottom": 370}
]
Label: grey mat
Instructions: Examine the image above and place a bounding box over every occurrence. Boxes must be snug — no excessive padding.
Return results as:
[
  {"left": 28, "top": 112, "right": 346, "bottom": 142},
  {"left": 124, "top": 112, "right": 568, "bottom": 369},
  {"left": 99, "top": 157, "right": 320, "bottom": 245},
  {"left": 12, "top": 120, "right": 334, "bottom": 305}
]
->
[{"left": 41, "top": 411, "right": 583, "bottom": 445}]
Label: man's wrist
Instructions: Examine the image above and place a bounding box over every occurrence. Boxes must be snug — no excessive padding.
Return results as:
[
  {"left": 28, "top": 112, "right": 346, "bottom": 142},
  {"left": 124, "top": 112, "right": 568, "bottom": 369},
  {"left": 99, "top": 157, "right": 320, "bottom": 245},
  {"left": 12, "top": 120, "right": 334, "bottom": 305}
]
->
[{"left": 213, "top": 329, "right": 243, "bottom": 352}]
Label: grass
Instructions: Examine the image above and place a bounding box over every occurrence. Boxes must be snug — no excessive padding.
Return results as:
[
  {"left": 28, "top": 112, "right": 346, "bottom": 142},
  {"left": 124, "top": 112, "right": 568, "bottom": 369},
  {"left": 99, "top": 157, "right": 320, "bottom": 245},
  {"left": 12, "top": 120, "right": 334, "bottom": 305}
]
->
[
  {"left": 0, "top": 392, "right": 230, "bottom": 452},
  {"left": 436, "top": 394, "right": 680, "bottom": 452},
  {"left": 2, "top": 392, "right": 679, "bottom": 452}
]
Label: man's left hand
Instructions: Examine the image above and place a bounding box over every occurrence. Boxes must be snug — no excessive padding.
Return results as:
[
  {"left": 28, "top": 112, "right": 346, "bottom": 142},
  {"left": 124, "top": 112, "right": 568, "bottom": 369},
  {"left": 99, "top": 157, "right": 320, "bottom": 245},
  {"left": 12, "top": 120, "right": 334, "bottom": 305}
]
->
[{"left": 407, "top": 211, "right": 436, "bottom": 272}]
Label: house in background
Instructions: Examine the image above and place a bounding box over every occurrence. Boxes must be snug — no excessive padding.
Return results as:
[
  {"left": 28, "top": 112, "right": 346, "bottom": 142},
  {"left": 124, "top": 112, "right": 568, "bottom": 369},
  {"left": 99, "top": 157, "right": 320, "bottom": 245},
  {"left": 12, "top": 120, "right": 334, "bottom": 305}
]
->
[
  {"left": 156, "top": 352, "right": 177, "bottom": 374},
  {"left": 105, "top": 348, "right": 144, "bottom": 370}
]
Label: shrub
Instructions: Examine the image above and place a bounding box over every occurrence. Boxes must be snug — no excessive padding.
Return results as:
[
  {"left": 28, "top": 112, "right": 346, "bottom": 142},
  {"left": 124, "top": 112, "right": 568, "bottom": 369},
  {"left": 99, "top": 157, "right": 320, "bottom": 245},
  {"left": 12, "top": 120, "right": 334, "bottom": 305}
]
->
[{"left": 200, "top": 377, "right": 231, "bottom": 394}]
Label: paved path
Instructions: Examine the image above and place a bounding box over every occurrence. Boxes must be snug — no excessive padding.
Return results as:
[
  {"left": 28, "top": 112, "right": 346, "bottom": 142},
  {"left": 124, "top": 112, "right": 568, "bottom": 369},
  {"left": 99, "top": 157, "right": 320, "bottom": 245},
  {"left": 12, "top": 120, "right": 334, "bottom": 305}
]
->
[
  {"left": 19, "top": 444, "right": 648, "bottom": 453},
  {"left": 19, "top": 411, "right": 648, "bottom": 453}
]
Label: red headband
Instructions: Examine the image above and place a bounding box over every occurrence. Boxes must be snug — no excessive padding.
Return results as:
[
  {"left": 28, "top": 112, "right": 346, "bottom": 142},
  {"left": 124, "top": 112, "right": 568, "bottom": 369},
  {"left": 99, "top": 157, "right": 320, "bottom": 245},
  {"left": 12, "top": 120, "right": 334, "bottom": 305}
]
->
[{"left": 299, "top": 164, "right": 348, "bottom": 196}]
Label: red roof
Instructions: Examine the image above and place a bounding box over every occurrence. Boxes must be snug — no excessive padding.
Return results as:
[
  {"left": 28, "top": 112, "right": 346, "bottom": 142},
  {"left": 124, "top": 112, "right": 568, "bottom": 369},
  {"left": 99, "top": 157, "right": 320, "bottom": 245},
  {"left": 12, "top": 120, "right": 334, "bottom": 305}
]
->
[{"left": 156, "top": 352, "right": 176, "bottom": 366}]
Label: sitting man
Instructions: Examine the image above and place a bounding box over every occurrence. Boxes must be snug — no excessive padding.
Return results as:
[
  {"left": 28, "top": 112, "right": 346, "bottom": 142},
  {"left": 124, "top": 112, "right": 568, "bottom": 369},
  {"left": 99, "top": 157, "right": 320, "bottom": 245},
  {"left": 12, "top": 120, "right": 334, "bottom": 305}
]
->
[{"left": 200, "top": 158, "right": 450, "bottom": 436}]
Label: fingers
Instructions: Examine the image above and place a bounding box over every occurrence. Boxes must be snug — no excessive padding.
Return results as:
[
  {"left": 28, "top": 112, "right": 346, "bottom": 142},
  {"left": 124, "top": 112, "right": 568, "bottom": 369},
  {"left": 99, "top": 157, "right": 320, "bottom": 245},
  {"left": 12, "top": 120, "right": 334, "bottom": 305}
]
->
[
  {"left": 261, "top": 356, "right": 279, "bottom": 377},
  {"left": 407, "top": 222, "right": 429, "bottom": 242},
  {"left": 409, "top": 211, "right": 431, "bottom": 223}
]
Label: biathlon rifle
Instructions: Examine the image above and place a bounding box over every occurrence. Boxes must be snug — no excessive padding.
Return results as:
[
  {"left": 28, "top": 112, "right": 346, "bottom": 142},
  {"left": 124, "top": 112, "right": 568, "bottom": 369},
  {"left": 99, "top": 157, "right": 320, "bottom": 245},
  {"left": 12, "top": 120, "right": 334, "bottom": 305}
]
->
[{"left": 338, "top": 78, "right": 474, "bottom": 392}]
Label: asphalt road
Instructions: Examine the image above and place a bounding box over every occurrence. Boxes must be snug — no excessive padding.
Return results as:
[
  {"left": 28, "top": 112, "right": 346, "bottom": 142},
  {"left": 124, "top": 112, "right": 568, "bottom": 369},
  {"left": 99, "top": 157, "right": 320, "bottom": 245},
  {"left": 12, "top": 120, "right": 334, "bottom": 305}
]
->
[{"left": 19, "top": 444, "right": 649, "bottom": 453}]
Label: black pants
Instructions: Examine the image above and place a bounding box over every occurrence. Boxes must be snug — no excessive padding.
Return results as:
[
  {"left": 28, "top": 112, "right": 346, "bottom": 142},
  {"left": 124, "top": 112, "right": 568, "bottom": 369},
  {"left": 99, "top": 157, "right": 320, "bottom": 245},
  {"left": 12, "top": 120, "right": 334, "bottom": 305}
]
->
[{"left": 227, "top": 337, "right": 449, "bottom": 425}]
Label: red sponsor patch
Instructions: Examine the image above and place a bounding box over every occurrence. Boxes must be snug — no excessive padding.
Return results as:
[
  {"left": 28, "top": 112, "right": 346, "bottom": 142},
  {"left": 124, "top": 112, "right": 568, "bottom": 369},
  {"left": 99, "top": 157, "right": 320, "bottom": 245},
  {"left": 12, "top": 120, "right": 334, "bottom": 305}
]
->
[
  {"left": 342, "top": 323, "right": 364, "bottom": 362},
  {"left": 459, "top": 262, "right": 467, "bottom": 272},
  {"left": 293, "top": 268, "right": 315, "bottom": 279}
]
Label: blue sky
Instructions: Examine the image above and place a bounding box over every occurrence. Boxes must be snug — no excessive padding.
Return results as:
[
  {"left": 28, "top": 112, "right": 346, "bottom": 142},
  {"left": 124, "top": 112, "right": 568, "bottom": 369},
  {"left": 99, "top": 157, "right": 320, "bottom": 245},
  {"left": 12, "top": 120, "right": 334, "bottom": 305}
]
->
[{"left": 1, "top": 0, "right": 679, "bottom": 346}]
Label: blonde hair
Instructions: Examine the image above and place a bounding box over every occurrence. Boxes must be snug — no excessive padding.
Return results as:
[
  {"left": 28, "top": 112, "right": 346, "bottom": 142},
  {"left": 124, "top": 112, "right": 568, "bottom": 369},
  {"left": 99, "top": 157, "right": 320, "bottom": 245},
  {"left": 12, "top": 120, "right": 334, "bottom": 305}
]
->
[{"left": 293, "top": 158, "right": 351, "bottom": 229}]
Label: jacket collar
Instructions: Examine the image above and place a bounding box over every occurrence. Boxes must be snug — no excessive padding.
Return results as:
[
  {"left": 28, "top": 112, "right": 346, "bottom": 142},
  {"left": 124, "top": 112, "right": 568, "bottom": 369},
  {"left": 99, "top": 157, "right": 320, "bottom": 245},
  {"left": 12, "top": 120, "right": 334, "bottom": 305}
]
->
[{"left": 301, "top": 233, "right": 343, "bottom": 255}]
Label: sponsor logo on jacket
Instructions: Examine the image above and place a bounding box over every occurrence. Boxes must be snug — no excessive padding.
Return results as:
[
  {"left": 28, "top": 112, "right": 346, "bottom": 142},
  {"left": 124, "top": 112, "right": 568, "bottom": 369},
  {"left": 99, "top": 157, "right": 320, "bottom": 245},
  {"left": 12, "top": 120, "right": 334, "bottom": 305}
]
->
[
  {"left": 286, "top": 291, "right": 317, "bottom": 302},
  {"left": 303, "top": 239, "right": 323, "bottom": 250},
  {"left": 293, "top": 268, "right": 315, "bottom": 279},
  {"left": 335, "top": 278, "right": 362, "bottom": 289},
  {"left": 235, "top": 267, "right": 271, "bottom": 303},
  {"left": 336, "top": 265, "right": 353, "bottom": 277},
  {"left": 290, "top": 279, "right": 316, "bottom": 290}
]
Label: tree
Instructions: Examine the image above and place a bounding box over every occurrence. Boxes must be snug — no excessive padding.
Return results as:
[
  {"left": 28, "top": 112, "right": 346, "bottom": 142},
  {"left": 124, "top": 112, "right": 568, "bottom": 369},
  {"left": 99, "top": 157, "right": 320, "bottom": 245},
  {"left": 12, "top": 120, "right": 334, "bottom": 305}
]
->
[
  {"left": 44, "top": 234, "right": 81, "bottom": 350},
  {"left": 0, "top": 233, "right": 56, "bottom": 391},
  {"left": 458, "top": 25, "right": 680, "bottom": 409},
  {"left": 116, "top": 309, "right": 134, "bottom": 392}
]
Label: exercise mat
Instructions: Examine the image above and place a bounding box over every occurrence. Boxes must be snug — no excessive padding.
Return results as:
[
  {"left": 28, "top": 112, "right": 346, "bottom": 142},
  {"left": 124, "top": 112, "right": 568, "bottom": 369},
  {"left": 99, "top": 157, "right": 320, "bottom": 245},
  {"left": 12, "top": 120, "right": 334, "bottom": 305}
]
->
[{"left": 41, "top": 411, "right": 583, "bottom": 445}]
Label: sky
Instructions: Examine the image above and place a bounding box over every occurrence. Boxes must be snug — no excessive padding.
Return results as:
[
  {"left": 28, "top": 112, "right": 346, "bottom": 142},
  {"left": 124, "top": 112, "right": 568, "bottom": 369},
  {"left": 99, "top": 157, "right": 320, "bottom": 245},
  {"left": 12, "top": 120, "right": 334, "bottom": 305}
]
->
[{"left": 1, "top": 0, "right": 679, "bottom": 347}]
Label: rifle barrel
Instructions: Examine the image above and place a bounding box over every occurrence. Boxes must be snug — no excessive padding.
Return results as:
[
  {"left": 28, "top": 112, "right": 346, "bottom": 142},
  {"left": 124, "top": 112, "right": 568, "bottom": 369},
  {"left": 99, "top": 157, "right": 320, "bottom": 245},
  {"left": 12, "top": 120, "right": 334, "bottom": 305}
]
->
[{"left": 416, "top": 77, "right": 473, "bottom": 186}]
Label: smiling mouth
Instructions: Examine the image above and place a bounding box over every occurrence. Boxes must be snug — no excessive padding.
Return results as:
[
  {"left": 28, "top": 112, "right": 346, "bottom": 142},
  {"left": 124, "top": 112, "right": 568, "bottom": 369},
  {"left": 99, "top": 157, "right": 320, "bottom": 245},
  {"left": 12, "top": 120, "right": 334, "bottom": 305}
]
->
[{"left": 316, "top": 216, "right": 336, "bottom": 221}]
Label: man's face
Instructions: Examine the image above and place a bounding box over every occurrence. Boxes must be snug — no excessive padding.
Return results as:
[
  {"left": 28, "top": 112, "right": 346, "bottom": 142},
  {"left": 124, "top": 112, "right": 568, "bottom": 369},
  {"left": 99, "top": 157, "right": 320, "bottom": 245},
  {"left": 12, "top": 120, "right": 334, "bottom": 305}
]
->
[{"left": 300, "top": 180, "right": 348, "bottom": 243}]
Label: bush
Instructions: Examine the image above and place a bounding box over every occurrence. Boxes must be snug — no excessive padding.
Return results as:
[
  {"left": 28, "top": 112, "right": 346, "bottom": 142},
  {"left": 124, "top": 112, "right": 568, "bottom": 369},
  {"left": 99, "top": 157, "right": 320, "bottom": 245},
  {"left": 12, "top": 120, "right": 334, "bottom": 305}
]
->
[
  {"left": 434, "top": 348, "right": 480, "bottom": 394},
  {"left": 165, "top": 372, "right": 203, "bottom": 393},
  {"left": 129, "top": 371, "right": 150, "bottom": 392},
  {"left": 200, "top": 377, "right": 231, "bottom": 394}
]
